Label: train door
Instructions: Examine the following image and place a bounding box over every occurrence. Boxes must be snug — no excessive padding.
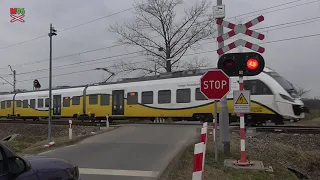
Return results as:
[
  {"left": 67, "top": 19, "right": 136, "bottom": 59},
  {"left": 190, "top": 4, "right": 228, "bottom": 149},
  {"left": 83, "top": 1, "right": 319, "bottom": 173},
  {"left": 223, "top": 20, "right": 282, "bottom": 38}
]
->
[
  {"left": 53, "top": 95, "right": 61, "bottom": 116},
  {"left": 112, "top": 90, "right": 124, "bottom": 115}
]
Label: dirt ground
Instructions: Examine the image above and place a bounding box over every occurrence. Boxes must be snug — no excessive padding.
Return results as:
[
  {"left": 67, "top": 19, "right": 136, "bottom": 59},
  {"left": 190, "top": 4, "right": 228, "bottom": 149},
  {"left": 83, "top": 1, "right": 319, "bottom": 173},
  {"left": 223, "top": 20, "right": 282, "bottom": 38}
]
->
[
  {"left": 0, "top": 123, "right": 116, "bottom": 154},
  {"left": 168, "top": 129, "right": 320, "bottom": 180}
]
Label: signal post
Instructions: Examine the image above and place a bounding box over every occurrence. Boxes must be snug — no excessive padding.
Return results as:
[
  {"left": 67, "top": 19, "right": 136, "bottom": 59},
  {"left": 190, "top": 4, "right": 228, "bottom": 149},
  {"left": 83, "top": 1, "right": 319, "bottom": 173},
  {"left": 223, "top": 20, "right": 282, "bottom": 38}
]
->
[{"left": 215, "top": 13, "right": 266, "bottom": 166}]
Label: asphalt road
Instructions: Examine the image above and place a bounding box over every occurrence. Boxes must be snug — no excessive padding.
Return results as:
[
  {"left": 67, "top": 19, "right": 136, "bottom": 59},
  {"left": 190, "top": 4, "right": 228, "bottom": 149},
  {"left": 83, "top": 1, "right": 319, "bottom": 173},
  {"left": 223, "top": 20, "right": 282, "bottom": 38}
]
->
[{"left": 38, "top": 124, "right": 199, "bottom": 180}]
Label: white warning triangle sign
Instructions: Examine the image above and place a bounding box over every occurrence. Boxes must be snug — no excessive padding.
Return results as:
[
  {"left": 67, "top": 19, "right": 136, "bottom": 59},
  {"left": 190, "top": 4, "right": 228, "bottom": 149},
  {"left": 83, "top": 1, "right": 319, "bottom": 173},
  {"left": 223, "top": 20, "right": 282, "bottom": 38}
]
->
[{"left": 235, "top": 93, "right": 248, "bottom": 104}]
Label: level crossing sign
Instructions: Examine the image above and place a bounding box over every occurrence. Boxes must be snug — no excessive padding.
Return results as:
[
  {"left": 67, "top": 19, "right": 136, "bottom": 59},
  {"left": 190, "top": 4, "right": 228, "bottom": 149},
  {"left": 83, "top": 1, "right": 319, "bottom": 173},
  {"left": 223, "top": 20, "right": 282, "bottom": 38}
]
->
[{"left": 216, "top": 15, "right": 265, "bottom": 55}]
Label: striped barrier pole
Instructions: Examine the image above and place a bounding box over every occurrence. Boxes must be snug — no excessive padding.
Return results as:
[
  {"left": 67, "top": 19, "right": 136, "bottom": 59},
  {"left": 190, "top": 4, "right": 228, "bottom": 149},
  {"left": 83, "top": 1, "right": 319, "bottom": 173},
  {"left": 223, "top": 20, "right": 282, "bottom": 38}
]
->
[
  {"left": 203, "top": 122, "right": 208, "bottom": 128},
  {"left": 192, "top": 142, "right": 205, "bottom": 180},
  {"left": 106, "top": 115, "right": 109, "bottom": 128},
  {"left": 200, "top": 127, "right": 208, "bottom": 172},
  {"left": 69, "top": 120, "right": 72, "bottom": 140},
  {"left": 233, "top": 71, "right": 252, "bottom": 166},
  {"left": 212, "top": 119, "right": 216, "bottom": 142}
]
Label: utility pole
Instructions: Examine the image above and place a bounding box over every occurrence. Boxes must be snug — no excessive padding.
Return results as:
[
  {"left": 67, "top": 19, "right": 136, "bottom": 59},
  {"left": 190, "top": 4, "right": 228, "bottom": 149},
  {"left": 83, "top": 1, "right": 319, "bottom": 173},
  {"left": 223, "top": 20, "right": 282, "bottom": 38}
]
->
[
  {"left": 48, "top": 23, "right": 57, "bottom": 143},
  {"left": 217, "top": 0, "right": 230, "bottom": 153},
  {"left": 8, "top": 65, "right": 16, "bottom": 93},
  {"left": 8, "top": 65, "right": 16, "bottom": 119}
]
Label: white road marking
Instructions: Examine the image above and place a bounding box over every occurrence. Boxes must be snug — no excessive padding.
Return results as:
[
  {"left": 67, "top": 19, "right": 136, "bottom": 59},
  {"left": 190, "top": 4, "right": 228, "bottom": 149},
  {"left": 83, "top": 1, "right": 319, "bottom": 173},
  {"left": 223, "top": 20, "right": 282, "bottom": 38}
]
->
[
  {"left": 79, "top": 168, "right": 160, "bottom": 177},
  {"left": 38, "top": 144, "right": 76, "bottom": 155}
]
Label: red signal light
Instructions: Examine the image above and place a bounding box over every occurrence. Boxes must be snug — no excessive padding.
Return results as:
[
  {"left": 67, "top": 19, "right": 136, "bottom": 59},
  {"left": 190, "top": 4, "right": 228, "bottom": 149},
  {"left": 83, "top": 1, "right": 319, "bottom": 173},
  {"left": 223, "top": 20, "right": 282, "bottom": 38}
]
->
[{"left": 247, "top": 58, "right": 259, "bottom": 70}]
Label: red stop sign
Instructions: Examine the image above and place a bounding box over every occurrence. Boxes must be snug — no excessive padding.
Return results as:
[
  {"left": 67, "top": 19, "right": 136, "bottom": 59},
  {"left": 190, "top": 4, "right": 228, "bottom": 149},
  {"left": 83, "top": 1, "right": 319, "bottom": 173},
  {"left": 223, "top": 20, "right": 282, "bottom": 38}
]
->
[{"left": 200, "top": 69, "right": 230, "bottom": 100}]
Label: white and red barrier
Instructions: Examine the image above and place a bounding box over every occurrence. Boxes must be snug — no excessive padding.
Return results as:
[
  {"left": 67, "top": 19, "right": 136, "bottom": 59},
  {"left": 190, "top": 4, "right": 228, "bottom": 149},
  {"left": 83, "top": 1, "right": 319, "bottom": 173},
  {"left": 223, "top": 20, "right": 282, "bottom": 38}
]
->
[
  {"left": 212, "top": 119, "right": 216, "bottom": 142},
  {"left": 106, "top": 115, "right": 110, "bottom": 128},
  {"left": 200, "top": 126, "right": 208, "bottom": 170},
  {"left": 44, "top": 141, "right": 55, "bottom": 148},
  {"left": 69, "top": 120, "right": 72, "bottom": 140},
  {"left": 191, "top": 122, "right": 208, "bottom": 179},
  {"left": 192, "top": 142, "right": 205, "bottom": 180}
]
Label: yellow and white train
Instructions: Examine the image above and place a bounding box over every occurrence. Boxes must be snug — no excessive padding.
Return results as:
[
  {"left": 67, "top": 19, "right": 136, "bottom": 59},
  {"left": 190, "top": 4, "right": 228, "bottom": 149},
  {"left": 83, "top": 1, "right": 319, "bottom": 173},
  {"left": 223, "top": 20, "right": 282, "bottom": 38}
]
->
[{"left": 0, "top": 67, "right": 308, "bottom": 126}]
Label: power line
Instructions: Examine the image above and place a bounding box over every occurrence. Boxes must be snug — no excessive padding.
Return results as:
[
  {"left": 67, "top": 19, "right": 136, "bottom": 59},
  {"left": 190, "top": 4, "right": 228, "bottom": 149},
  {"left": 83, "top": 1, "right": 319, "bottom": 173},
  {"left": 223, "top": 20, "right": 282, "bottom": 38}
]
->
[
  {"left": 3, "top": 30, "right": 320, "bottom": 87},
  {"left": 227, "top": 0, "right": 306, "bottom": 19},
  {"left": 232, "top": 0, "right": 318, "bottom": 21},
  {"left": 0, "top": 0, "right": 312, "bottom": 67},
  {"left": 14, "top": 60, "right": 147, "bottom": 84},
  {"left": 8, "top": 15, "right": 320, "bottom": 78},
  {"left": 5, "top": 12, "right": 319, "bottom": 72},
  {"left": 15, "top": 52, "right": 143, "bottom": 76},
  {"left": 0, "top": 7, "right": 135, "bottom": 51}
]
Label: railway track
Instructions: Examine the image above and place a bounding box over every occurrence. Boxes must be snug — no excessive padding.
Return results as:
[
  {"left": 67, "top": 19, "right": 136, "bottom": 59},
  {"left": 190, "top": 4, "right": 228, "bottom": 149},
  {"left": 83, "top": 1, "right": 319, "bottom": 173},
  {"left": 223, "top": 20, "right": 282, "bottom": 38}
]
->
[
  {"left": 248, "top": 126, "right": 320, "bottom": 134},
  {"left": 1, "top": 119, "right": 320, "bottom": 134},
  {"left": 0, "top": 119, "right": 204, "bottom": 126}
]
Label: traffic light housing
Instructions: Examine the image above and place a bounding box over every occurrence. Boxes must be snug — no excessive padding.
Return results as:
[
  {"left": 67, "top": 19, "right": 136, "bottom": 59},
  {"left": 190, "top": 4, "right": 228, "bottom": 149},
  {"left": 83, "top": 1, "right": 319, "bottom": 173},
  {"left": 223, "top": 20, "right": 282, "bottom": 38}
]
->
[
  {"left": 217, "top": 52, "right": 265, "bottom": 76},
  {"left": 33, "top": 79, "right": 41, "bottom": 89}
]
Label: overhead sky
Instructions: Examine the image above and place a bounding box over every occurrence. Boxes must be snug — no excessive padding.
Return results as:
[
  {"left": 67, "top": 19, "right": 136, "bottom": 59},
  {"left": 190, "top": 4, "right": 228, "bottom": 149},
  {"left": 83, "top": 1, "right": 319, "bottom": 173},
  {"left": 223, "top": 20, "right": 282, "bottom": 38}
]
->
[{"left": 0, "top": 0, "right": 319, "bottom": 97}]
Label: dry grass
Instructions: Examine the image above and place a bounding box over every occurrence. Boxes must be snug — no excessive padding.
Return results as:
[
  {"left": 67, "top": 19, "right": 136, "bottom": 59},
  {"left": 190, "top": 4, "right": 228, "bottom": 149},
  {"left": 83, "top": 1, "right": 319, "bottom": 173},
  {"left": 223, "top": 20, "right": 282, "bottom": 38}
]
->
[
  {"left": 304, "top": 109, "right": 320, "bottom": 120},
  {"left": 168, "top": 130, "right": 320, "bottom": 180},
  {"left": 0, "top": 123, "right": 118, "bottom": 154}
]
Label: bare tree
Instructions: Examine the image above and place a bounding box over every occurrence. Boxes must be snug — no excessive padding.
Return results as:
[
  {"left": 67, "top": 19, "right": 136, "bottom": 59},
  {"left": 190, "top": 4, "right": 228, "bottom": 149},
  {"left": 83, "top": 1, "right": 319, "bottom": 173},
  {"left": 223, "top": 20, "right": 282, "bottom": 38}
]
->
[
  {"left": 109, "top": 0, "right": 216, "bottom": 74},
  {"left": 295, "top": 85, "right": 311, "bottom": 97}
]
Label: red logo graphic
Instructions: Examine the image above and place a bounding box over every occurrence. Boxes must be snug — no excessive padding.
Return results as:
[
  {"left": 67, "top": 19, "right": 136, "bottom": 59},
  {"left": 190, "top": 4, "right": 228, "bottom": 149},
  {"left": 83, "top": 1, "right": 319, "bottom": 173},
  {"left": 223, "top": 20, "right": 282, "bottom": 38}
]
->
[{"left": 10, "top": 8, "right": 25, "bottom": 23}]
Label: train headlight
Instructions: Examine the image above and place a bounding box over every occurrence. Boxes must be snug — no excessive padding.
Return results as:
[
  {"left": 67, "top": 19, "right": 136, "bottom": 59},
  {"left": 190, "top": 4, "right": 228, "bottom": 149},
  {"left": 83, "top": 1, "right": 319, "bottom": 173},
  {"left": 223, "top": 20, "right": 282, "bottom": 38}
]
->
[{"left": 279, "top": 94, "right": 294, "bottom": 102}]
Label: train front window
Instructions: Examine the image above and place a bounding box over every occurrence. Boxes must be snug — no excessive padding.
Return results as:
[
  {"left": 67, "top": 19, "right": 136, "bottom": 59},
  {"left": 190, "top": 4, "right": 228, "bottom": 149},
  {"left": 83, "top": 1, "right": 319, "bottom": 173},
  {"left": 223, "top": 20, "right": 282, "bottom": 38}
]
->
[{"left": 267, "top": 72, "right": 299, "bottom": 98}]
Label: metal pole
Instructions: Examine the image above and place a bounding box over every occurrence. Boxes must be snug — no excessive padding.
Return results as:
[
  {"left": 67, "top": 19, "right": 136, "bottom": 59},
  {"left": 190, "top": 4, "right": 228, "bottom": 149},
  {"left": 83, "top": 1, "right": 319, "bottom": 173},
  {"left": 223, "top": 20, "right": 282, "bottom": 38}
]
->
[
  {"left": 217, "top": 0, "right": 230, "bottom": 153},
  {"left": 214, "top": 101, "right": 218, "bottom": 161},
  {"left": 48, "top": 23, "right": 53, "bottom": 143},
  {"left": 13, "top": 70, "right": 16, "bottom": 119},
  {"left": 8, "top": 65, "right": 16, "bottom": 119}
]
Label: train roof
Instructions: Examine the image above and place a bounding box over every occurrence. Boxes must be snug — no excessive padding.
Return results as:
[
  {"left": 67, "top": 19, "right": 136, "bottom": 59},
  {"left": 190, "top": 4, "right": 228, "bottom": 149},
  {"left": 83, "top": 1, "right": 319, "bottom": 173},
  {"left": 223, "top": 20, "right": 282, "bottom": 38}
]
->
[{"left": 0, "top": 67, "right": 274, "bottom": 95}]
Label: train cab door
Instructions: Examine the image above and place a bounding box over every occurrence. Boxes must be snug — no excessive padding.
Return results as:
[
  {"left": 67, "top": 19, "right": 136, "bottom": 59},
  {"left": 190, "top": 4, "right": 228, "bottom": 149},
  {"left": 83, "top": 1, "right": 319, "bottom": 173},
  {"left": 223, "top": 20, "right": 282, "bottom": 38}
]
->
[
  {"left": 53, "top": 95, "right": 61, "bottom": 116},
  {"left": 112, "top": 90, "right": 124, "bottom": 116}
]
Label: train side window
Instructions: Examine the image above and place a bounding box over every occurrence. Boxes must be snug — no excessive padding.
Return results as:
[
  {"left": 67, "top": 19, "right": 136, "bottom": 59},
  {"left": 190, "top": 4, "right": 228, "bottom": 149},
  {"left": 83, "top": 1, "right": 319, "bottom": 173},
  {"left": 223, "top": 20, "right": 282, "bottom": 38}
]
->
[
  {"left": 45, "top": 98, "right": 49, "bottom": 107},
  {"left": 7, "top": 101, "right": 11, "bottom": 108},
  {"left": 177, "top": 88, "right": 191, "bottom": 103},
  {"left": 63, "top": 97, "right": 70, "bottom": 107},
  {"left": 30, "top": 99, "right": 35, "bottom": 108},
  {"left": 127, "top": 92, "right": 138, "bottom": 105},
  {"left": 100, "top": 94, "right": 110, "bottom": 106},
  {"left": 158, "top": 90, "right": 171, "bottom": 104},
  {"left": 244, "top": 80, "right": 272, "bottom": 95},
  {"left": 1, "top": 101, "right": 5, "bottom": 109},
  {"left": 89, "top": 95, "right": 98, "bottom": 105},
  {"left": 16, "top": 100, "right": 21, "bottom": 108},
  {"left": 38, "top": 99, "right": 43, "bottom": 108},
  {"left": 72, "top": 96, "right": 80, "bottom": 105},
  {"left": 142, "top": 91, "right": 153, "bottom": 104},
  {"left": 195, "top": 88, "right": 208, "bottom": 100},
  {"left": 23, "top": 100, "right": 28, "bottom": 108}
]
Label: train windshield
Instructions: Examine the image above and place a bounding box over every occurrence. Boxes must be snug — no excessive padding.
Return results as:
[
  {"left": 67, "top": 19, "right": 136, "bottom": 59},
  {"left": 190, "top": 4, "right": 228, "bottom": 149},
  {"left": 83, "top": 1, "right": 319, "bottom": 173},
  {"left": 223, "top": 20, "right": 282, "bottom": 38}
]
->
[{"left": 266, "top": 72, "right": 299, "bottom": 98}]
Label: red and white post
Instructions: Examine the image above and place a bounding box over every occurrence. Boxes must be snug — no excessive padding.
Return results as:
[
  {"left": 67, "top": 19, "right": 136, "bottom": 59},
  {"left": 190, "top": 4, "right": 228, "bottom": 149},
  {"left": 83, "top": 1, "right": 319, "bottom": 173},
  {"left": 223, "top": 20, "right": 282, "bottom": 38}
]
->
[
  {"left": 200, "top": 126, "right": 208, "bottom": 170},
  {"left": 192, "top": 142, "right": 205, "bottom": 180},
  {"left": 106, "top": 115, "right": 109, "bottom": 128},
  {"left": 212, "top": 119, "right": 216, "bottom": 142},
  {"left": 69, "top": 120, "right": 72, "bottom": 140},
  {"left": 233, "top": 72, "right": 251, "bottom": 166}
]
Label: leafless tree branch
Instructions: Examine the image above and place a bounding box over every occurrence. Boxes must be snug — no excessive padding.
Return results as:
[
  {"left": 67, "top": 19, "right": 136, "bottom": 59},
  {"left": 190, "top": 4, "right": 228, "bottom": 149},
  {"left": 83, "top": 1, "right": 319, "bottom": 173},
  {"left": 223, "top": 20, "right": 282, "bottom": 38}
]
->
[{"left": 108, "top": 0, "right": 215, "bottom": 74}]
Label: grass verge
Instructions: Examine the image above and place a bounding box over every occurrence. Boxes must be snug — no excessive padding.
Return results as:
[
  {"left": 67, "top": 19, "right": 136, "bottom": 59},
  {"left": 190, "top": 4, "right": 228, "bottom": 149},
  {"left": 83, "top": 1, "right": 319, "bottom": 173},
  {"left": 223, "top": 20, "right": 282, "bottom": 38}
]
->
[
  {"left": 4, "top": 126, "right": 118, "bottom": 155},
  {"left": 168, "top": 131, "right": 320, "bottom": 180}
]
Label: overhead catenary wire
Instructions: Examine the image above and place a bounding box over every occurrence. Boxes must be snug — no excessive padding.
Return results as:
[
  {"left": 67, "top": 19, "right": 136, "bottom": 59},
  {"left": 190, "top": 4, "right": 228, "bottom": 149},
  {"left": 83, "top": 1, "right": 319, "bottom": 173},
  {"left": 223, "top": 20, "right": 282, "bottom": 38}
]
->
[
  {"left": 4, "top": 14, "right": 320, "bottom": 78},
  {"left": 3, "top": 30, "right": 320, "bottom": 87},
  {"left": 0, "top": 0, "right": 314, "bottom": 71},
  {"left": 0, "top": 7, "right": 135, "bottom": 51},
  {"left": 3, "top": 12, "right": 319, "bottom": 75}
]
